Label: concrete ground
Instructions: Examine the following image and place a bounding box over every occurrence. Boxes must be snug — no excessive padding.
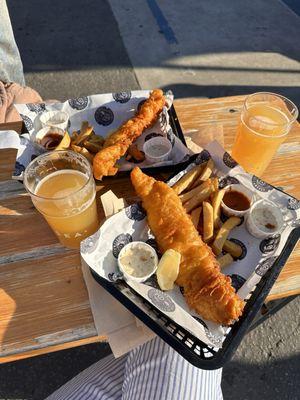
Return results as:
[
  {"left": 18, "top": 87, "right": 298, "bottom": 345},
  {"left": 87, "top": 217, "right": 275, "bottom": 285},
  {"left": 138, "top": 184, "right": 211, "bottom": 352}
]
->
[{"left": 2, "top": 0, "right": 300, "bottom": 399}]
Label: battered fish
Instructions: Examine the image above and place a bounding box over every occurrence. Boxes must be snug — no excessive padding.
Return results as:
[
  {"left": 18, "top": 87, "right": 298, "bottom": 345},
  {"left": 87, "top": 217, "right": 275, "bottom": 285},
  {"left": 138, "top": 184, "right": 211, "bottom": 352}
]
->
[
  {"left": 93, "top": 89, "right": 165, "bottom": 180},
  {"left": 130, "top": 167, "right": 245, "bottom": 325}
]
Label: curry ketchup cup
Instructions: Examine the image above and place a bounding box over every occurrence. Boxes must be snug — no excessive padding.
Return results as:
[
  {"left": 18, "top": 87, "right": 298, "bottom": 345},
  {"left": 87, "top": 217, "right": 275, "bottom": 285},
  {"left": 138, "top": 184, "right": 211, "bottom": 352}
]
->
[{"left": 221, "top": 184, "right": 253, "bottom": 217}]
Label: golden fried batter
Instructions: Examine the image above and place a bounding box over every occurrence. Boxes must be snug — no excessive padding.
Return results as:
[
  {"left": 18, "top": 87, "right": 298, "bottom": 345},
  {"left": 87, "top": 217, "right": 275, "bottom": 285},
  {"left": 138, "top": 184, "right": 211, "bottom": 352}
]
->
[
  {"left": 93, "top": 89, "right": 165, "bottom": 180},
  {"left": 130, "top": 167, "right": 245, "bottom": 325}
]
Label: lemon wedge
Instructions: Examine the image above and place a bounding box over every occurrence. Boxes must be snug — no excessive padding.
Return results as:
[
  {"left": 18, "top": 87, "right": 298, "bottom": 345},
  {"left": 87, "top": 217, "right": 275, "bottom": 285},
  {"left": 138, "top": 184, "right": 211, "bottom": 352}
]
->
[
  {"left": 157, "top": 249, "right": 181, "bottom": 291},
  {"left": 55, "top": 131, "right": 71, "bottom": 150}
]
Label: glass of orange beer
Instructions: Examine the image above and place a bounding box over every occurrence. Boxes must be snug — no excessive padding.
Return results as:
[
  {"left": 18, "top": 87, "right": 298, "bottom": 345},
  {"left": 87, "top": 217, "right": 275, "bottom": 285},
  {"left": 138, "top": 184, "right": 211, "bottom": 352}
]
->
[
  {"left": 231, "top": 92, "right": 298, "bottom": 176},
  {"left": 24, "top": 150, "right": 99, "bottom": 249}
]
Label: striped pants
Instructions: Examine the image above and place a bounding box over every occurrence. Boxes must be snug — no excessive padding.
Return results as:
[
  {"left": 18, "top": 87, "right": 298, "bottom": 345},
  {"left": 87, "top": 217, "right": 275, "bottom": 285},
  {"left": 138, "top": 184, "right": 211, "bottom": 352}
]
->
[{"left": 46, "top": 337, "right": 223, "bottom": 400}]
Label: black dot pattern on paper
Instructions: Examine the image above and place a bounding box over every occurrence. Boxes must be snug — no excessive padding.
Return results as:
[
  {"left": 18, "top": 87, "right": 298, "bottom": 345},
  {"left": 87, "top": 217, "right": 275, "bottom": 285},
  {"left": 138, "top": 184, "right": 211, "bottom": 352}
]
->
[
  {"left": 223, "top": 152, "right": 238, "bottom": 168},
  {"left": 125, "top": 203, "right": 146, "bottom": 221},
  {"left": 144, "top": 132, "right": 163, "bottom": 142},
  {"left": 14, "top": 161, "right": 25, "bottom": 176},
  {"left": 26, "top": 103, "right": 46, "bottom": 113},
  {"left": 94, "top": 106, "right": 114, "bottom": 126},
  {"left": 113, "top": 91, "right": 132, "bottom": 104},
  {"left": 20, "top": 114, "right": 33, "bottom": 131},
  {"left": 252, "top": 176, "right": 272, "bottom": 192},
  {"left": 229, "top": 274, "right": 246, "bottom": 292},
  {"left": 80, "top": 230, "right": 100, "bottom": 254},
  {"left": 147, "top": 289, "right": 176, "bottom": 312},
  {"left": 259, "top": 234, "right": 281, "bottom": 254},
  {"left": 219, "top": 176, "right": 240, "bottom": 189},
  {"left": 227, "top": 238, "right": 247, "bottom": 260},
  {"left": 68, "top": 97, "right": 89, "bottom": 110},
  {"left": 195, "top": 150, "right": 211, "bottom": 165},
  {"left": 108, "top": 272, "right": 123, "bottom": 282},
  {"left": 255, "top": 257, "right": 277, "bottom": 277},
  {"left": 287, "top": 198, "right": 300, "bottom": 210},
  {"left": 112, "top": 233, "right": 132, "bottom": 258}
]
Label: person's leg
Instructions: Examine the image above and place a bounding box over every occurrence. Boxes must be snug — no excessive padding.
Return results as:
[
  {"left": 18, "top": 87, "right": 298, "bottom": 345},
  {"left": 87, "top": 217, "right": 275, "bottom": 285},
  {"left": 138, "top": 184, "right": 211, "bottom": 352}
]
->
[
  {"left": 45, "top": 353, "right": 127, "bottom": 400},
  {"left": 0, "top": 1, "right": 25, "bottom": 85},
  {"left": 122, "top": 336, "right": 223, "bottom": 400}
]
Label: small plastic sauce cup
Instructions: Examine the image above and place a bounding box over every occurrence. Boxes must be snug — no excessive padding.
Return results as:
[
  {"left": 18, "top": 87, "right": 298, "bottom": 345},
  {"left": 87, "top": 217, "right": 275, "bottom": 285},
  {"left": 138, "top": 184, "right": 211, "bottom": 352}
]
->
[
  {"left": 39, "top": 111, "right": 69, "bottom": 131},
  {"left": 117, "top": 241, "right": 158, "bottom": 283},
  {"left": 143, "top": 137, "right": 172, "bottom": 163},
  {"left": 246, "top": 199, "right": 284, "bottom": 238},
  {"left": 221, "top": 184, "right": 253, "bottom": 217}
]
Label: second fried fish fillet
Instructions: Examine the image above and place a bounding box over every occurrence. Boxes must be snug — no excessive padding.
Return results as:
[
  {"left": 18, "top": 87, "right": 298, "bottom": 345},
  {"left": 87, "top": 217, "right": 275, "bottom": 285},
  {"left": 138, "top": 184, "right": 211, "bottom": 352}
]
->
[
  {"left": 93, "top": 89, "right": 165, "bottom": 180},
  {"left": 130, "top": 167, "right": 245, "bottom": 325}
]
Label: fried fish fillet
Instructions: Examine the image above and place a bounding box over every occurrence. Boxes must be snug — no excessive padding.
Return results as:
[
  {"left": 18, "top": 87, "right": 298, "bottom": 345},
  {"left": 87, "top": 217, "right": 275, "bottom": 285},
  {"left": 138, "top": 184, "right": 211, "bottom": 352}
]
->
[
  {"left": 130, "top": 167, "right": 245, "bottom": 325},
  {"left": 93, "top": 89, "right": 165, "bottom": 180}
]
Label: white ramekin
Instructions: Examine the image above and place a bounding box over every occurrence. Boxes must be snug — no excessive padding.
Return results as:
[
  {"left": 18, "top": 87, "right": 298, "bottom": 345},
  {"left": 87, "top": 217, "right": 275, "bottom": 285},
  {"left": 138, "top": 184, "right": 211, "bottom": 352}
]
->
[
  {"left": 221, "top": 184, "right": 253, "bottom": 217},
  {"left": 246, "top": 199, "right": 284, "bottom": 238},
  {"left": 143, "top": 137, "right": 172, "bottom": 164},
  {"left": 39, "top": 111, "right": 69, "bottom": 130},
  {"left": 117, "top": 241, "right": 158, "bottom": 283}
]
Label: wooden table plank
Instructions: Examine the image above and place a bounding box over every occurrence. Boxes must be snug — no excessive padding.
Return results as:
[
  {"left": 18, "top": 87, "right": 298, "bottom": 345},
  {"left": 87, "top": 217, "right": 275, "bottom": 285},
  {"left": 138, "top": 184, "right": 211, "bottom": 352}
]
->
[
  {"left": 0, "top": 94, "right": 299, "bottom": 363},
  {"left": 173, "top": 97, "right": 300, "bottom": 302}
]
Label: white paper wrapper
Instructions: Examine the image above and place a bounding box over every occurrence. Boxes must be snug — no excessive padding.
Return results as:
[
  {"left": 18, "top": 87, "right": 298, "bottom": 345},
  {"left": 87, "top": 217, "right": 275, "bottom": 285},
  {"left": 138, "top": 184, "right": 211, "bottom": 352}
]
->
[
  {"left": 12, "top": 90, "right": 190, "bottom": 179},
  {"left": 81, "top": 141, "right": 300, "bottom": 349}
]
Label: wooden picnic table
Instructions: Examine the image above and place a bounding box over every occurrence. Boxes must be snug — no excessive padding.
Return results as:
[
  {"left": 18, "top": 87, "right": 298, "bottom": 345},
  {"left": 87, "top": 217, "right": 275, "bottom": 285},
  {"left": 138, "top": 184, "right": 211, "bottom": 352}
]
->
[{"left": 0, "top": 95, "right": 299, "bottom": 364}]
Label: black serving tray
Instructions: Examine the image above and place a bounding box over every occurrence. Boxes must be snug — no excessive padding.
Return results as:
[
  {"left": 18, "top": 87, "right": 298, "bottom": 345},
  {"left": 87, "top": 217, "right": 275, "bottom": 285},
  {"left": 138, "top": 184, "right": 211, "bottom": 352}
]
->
[
  {"left": 91, "top": 225, "right": 299, "bottom": 369},
  {"left": 91, "top": 154, "right": 300, "bottom": 369}
]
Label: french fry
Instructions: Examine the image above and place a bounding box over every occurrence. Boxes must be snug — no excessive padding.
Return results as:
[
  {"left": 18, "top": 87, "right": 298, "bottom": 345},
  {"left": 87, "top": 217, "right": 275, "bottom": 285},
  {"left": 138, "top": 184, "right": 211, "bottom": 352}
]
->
[
  {"left": 79, "top": 146, "right": 94, "bottom": 162},
  {"left": 191, "top": 159, "right": 214, "bottom": 188},
  {"left": 71, "top": 144, "right": 94, "bottom": 162},
  {"left": 212, "top": 217, "right": 241, "bottom": 255},
  {"left": 190, "top": 206, "right": 202, "bottom": 228},
  {"left": 83, "top": 140, "right": 103, "bottom": 154},
  {"left": 180, "top": 177, "right": 218, "bottom": 203},
  {"left": 211, "top": 189, "right": 225, "bottom": 228},
  {"left": 217, "top": 253, "right": 234, "bottom": 269},
  {"left": 172, "top": 164, "right": 205, "bottom": 195},
  {"left": 203, "top": 201, "right": 214, "bottom": 242},
  {"left": 71, "top": 131, "right": 79, "bottom": 140},
  {"left": 183, "top": 178, "right": 219, "bottom": 213},
  {"left": 89, "top": 134, "right": 105, "bottom": 145},
  {"left": 73, "top": 121, "right": 93, "bottom": 145},
  {"left": 223, "top": 240, "right": 243, "bottom": 258}
]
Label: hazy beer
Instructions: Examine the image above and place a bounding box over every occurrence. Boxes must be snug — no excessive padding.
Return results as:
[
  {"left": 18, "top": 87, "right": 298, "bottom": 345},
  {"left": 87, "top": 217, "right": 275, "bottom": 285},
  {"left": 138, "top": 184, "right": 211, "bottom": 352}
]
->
[
  {"left": 231, "top": 93, "right": 298, "bottom": 176},
  {"left": 24, "top": 151, "right": 99, "bottom": 249}
]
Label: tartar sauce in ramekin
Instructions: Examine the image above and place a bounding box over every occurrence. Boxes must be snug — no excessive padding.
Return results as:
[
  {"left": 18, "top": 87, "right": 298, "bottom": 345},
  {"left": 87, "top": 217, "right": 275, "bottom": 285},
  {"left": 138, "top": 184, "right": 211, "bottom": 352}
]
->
[
  {"left": 118, "top": 242, "right": 158, "bottom": 282},
  {"left": 246, "top": 199, "right": 283, "bottom": 238}
]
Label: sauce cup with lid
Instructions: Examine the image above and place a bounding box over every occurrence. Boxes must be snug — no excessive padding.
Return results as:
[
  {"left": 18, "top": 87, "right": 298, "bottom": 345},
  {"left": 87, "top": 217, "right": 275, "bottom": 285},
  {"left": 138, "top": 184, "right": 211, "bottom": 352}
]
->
[
  {"left": 39, "top": 111, "right": 69, "bottom": 131},
  {"left": 143, "top": 137, "right": 172, "bottom": 164},
  {"left": 117, "top": 241, "right": 158, "bottom": 283},
  {"left": 246, "top": 199, "right": 284, "bottom": 238},
  {"left": 221, "top": 184, "right": 253, "bottom": 217}
]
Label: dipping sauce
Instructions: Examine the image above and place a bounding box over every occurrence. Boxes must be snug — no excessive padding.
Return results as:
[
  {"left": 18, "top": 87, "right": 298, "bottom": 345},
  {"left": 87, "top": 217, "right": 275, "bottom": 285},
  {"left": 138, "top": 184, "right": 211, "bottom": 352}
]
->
[
  {"left": 40, "top": 133, "right": 63, "bottom": 150},
  {"left": 251, "top": 207, "right": 278, "bottom": 232},
  {"left": 223, "top": 190, "right": 251, "bottom": 211},
  {"left": 119, "top": 243, "right": 157, "bottom": 278},
  {"left": 147, "top": 144, "right": 170, "bottom": 157}
]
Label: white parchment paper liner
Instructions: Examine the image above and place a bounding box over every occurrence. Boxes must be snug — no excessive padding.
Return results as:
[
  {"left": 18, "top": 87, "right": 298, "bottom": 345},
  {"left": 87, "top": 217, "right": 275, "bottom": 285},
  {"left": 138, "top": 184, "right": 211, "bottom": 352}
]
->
[
  {"left": 12, "top": 90, "right": 190, "bottom": 179},
  {"left": 81, "top": 141, "right": 300, "bottom": 349}
]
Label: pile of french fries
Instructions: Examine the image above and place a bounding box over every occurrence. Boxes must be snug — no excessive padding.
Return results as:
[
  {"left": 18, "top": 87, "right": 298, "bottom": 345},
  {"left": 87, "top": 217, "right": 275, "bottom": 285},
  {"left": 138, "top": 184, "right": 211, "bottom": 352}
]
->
[
  {"left": 66, "top": 121, "right": 104, "bottom": 162},
  {"left": 173, "top": 159, "right": 243, "bottom": 269}
]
